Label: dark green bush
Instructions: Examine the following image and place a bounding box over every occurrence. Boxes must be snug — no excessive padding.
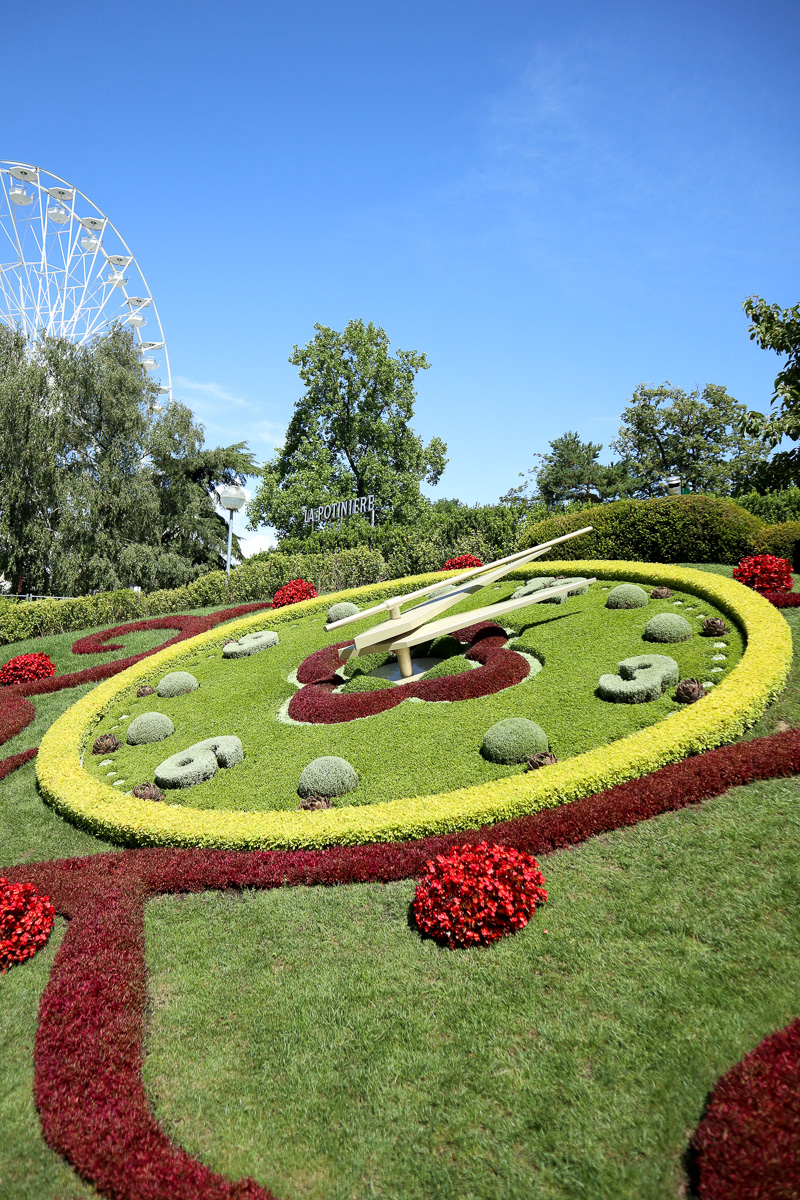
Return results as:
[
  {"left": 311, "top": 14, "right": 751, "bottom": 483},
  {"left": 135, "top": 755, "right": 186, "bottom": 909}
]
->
[
  {"left": 519, "top": 496, "right": 764, "bottom": 565},
  {"left": 754, "top": 520, "right": 800, "bottom": 563},
  {"left": 736, "top": 489, "right": 800, "bottom": 524},
  {"left": 339, "top": 674, "right": 395, "bottom": 693}
]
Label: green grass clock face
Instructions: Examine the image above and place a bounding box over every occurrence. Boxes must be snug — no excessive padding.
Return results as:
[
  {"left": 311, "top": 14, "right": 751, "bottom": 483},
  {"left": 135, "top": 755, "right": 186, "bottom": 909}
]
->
[{"left": 83, "top": 579, "right": 741, "bottom": 813}]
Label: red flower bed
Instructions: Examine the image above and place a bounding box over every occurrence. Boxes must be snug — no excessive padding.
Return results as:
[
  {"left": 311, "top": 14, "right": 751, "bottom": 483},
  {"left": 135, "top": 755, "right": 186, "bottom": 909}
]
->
[
  {"left": 692, "top": 1018, "right": 800, "bottom": 1200},
  {"left": 6, "top": 726, "right": 800, "bottom": 1198},
  {"left": 289, "top": 623, "right": 529, "bottom": 723},
  {"left": 1, "top": 877, "right": 54, "bottom": 972},
  {"left": 413, "top": 842, "right": 547, "bottom": 947},
  {"left": 763, "top": 590, "right": 800, "bottom": 608},
  {"left": 733, "top": 554, "right": 794, "bottom": 595},
  {"left": 271, "top": 579, "right": 318, "bottom": 608},
  {"left": 441, "top": 554, "right": 483, "bottom": 571},
  {"left": 0, "top": 652, "right": 56, "bottom": 686},
  {"left": 0, "top": 603, "right": 273, "bottom": 780}
]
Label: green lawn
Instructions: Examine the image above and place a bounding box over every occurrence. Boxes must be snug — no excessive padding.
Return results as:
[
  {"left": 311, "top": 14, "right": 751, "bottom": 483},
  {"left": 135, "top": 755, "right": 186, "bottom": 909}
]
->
[
  {"left": 0, "top": 572, "right": 799, "bottom": 1200},
  {"left": 83, "top": 578, "right": 741, "bottom": 811}
]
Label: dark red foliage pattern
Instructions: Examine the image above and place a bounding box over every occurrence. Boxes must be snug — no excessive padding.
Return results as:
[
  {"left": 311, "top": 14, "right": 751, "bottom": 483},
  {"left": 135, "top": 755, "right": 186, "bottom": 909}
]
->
[
  {"left": 441, "top": 554, "right": 483, "bottom": 570},
  {"left": 0, "top": 604, "right": 272, "bottom": 780},
  {"left": 0, "top": 652, "right": 56, "bottom": 686},
  {"left": 692, "top": 1018, "right": 800, "bottom": 1200},
  {"left": 290, "top": 622, "right": 529, "bottom": 723},
  {"left": 1, "top": 877, "right": 54, "bottom": 972},
  {"left": 764, "top": 591, "right": 800, "bottom": 608},
  {"left": 6, "top": 726, "right": 800, "bottom": 1197},
  {"left": 271, "top": 579, "right": 318, "bottom": 608},
  {"left": 413, "top": 841, "right": 547, "bottom": 947},
  {"left": 733, "top": 554, "right": 794, "bottom": 595}
]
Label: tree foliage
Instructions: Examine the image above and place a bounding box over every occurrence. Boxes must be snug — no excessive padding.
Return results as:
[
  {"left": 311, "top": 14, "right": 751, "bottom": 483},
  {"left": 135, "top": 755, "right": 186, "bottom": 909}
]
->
[
  {"left": 248, "top": 320, "right": 447, "bottom": 541},
  {"left": 739, "top": 296, "right": 800, "bottom": 488},
  {"left": 611, "top": 382, "right": 769, "bottom": 496},
  {"left": 500, "top": 431, "right": 639, "bottom": 509},
  {"left": 0, "top": 325, "right": 256, "bottom": 594}
]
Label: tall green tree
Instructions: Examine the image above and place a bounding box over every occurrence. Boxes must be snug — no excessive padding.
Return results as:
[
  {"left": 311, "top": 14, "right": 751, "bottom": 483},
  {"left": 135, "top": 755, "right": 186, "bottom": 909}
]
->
[
  {"left": 248, "top": 320, "right": 447, "bottom": 541},
  {"left": 739, "top": 296, "right": 800, "bottom": 488},
  {"left": 0, "top": 324, "right": 257, "bottom": 594},
  {"left": 500, "top": 431, "right": 638, "bottom": 509},
  {"left": 611, "top": 382, "right": 769, "bottom": 496}
]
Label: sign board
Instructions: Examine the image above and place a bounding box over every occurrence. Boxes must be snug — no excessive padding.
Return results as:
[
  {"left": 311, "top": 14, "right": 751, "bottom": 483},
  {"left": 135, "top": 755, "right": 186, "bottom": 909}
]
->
[{"left": 303, "top": 495, "right": 375, "bottom": 526}]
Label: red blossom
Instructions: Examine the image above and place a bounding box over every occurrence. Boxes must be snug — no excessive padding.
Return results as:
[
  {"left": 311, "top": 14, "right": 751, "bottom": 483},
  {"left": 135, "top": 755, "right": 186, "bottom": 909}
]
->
[
  {"left": 733, "top": 554, "right": 794, "bottom": 595},
  {"left": 0, "top": 652, "right": 56, "bottom": 686},
  {"left": 0, "top": 877, "right": 54, "bottom": 972},
  {"left": 413, "top": 842, "right": 548, "bottom": 948},
  {"left": 271, "top": 579, "right": 318, "bottom": 608},
  {"left": 441, "top": 554, "right": 483, "bottom": 571}
]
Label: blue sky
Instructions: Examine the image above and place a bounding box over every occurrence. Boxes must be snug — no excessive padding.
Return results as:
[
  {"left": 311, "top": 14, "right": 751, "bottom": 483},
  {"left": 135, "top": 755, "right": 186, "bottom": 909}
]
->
[{"left": 4, "top": 1, "right": 799, "bottom": 554}]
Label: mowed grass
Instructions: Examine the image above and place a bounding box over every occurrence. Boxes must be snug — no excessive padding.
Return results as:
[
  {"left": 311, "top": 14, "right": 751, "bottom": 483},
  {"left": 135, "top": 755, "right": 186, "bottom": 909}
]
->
[
  {"left": 0, "top": 569, "right": 798, "bottom": 1200},
  {"left": 84, "top": 579, "right": 741, "bottom": 810},
  {"left": 142, "top": 776, "right": 800, "bottom": 1200}
]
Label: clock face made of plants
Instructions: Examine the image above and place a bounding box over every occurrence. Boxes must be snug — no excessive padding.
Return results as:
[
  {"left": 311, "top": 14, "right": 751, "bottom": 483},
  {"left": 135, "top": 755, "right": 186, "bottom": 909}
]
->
[{"left": 37, "top": 552, "right": 790, "bottom": 854}]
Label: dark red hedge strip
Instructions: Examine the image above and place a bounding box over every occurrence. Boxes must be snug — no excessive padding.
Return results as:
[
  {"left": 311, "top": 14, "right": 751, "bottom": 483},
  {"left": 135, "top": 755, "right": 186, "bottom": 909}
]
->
[
  {"left": 6, "top": 726, "right": 800, "bottom": 1199},
  {"left": 0, "top": 604, "right": 272, "bottom": 779},
  {"left": 765, "top": 590, "right": 800, "bottom": 608},
  {"left": 691, "top": 1018, "right": 800, "bottom": 1200},
  {"left": 290, "top": 622, "right": 530, "bottom": 723}
]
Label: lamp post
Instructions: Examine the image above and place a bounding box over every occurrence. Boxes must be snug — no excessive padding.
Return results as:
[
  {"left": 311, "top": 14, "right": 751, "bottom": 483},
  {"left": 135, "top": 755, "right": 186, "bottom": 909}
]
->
[{"left": 218, "top": 484, "right": 247, "bottom": 576}]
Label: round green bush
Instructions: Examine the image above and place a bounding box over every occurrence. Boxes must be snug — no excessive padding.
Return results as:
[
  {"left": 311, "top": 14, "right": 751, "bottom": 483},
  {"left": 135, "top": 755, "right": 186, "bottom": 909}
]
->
[
  {"left": 154, "top": 736, "right": 244, "bottom": 789},
  {"left": 222, "top": 630, "right": 279, "bottom": 659},
  {"left": 297, "top": 756, "right": 359, "bottom": 800},
  {"left": 644, "top": 613, "right": 693, "bottom": 643},
  {"left": 597, "top": 654, "right": 680, "bottom": 703},
  {"left": 157, "top": 671, "right": 199, "bottom": 698},
  {"left": 480, "top": 718, "right": 548, "bottom": 764},
  {"left": 606, "top": 584, "right": 649, "bottom": 610},
  {"left": 339, "top": 674, "right": 396, "bottom": 694},
  {"left": 327, "top": 601, "right": 361, "bottom": 624},
  {"left": 420, "top": 656, "right": 473, "bottom": 680},
  {"left": 126, "top": 712, "right": 175, "bottom": 745},
  {"left": 429, "top": 635, "right": 465, "bottom": 657},
  {"left": 517, "top": 496, "right": 765, "bottom": 565}
]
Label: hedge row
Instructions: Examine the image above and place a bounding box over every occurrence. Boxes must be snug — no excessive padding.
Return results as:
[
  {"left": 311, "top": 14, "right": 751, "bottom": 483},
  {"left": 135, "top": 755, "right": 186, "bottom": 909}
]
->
[
  {"left": 8, "top": 724, "right": 800, "bottom": 1199},
  {"left": 0, "top": 546, "right": 384, "bottom": 647},
  {"left": 35, "top": 562, "right": 793, "bottom": 850},
  {"left": 519, "top": 496, "right": 800, "bottom": 566}
]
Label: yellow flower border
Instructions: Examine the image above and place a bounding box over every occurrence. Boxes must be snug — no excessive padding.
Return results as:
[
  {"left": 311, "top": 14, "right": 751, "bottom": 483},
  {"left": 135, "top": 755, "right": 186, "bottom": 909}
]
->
[{"left": 37, "top": 561, "right": 792, "bottom": 850}]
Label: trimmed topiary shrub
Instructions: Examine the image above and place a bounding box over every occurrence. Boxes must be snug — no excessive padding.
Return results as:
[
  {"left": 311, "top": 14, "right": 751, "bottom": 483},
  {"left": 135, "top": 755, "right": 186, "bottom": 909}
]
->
[
  {"left": 518, "top": 495, "right": 764, "bottom": 564},
  {"left": 541, "top": 577, "right": 590, "bottom": 604},
  {"left": 126, "top": 712, "right": 175, "bottom": 745},
  {"left": 154, "top": 735, "right": 244, "bottom": 789},
  {"left": 512, "top": 577, "right": 554, "bottom": 599},
  {"left": 481, "top": 717, "right": 548, "bottom": 764},
  {"left": 597, "top": 655, "right": 680, "bottom": 703},
  {"left": 412, "top": 842, "right": 548, "bottom": 948},
  {"left": 326, "top": 601, "right": 361, "bottom": 624},
  {"left": 157, "top": 671, "right": 199, "bottom": 698},
  {"left": 429, "top": 635, "right": 466, "bottom": 657},
  {"left": 644, "top": 613, "right": 693, "bottom": 643},
  {"left": 606, "top": 584, "right": 649, "bottom": 609},
  {"left": 222, "top": 630, "right": 279, "bottom": 659},
  {"left": 339, "top": 674, "right": 396, "bottom": 694},
  {"left": 754, "top": 519, "right": 800, "bottom": 563},
  {"left": 297, "top": 756, "right": 358, "bottom": 800},
  {"left": 420, "top": 656, "right": 474, "bottom": 680}
]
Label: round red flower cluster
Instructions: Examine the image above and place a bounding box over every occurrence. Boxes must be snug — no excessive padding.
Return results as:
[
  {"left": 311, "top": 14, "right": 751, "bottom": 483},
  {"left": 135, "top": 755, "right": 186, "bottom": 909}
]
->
[
  {"left": 271, "top": 578, "right": 319, "bottom": 608},
  {"left": 0, "top": 651, "right": 56, "bottom": 687},
  {"left": 1, "top": 877, "right": 54, "bottom": 972},
  {"left": 413, "top": 841, "right": 548, "bottom": 948},
  {"left": 441, "top": 554, "right": 483, "bottom": 571},
  {"left": 733, "top": 554, "right": 794, "bottom": 595}
]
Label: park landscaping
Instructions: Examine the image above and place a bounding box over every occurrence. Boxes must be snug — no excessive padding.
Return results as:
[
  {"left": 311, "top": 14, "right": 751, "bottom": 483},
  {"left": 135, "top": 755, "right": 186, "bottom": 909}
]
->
[{"left": 1, "top": 559, "right": 800, "bottom": 1200}]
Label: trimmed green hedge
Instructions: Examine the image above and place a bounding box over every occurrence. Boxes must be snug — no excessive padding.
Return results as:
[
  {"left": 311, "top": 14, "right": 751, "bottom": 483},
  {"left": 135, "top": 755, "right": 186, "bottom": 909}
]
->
[
  {"left": 519, "top": 497, "right": 765, "bottom": 565},
  {"left": 0, "top": 546, "right": 385, "bottom": 647}
]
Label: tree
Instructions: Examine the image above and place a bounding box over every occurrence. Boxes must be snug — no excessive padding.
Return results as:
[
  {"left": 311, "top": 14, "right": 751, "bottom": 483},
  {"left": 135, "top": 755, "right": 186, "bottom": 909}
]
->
[
  {"left": 739, "top": 296, "right": 800, "bottom": 489},
  {"left": 0, "top": 325, "right": 257, "bottom": 594},
  {"left": 611, "top": 383, "right": 770, "bottom": 497},
  {"left": 500, "top": 431, "right": 639, "bottom": 510},
  {"left": 247, "top": 320, "right": 447, "bottom": 541}
]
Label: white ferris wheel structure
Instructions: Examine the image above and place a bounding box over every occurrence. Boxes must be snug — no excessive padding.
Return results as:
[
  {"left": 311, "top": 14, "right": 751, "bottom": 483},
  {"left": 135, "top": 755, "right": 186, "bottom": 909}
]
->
[{"left": 0, "top": 161, "right": 171, "bottom": 398}]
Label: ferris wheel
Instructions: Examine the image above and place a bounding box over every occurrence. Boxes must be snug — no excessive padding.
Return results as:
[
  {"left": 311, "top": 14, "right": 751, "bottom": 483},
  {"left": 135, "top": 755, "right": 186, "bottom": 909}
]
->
[{"left": 0, "top": 161, "right": 171, "bottom": 397}]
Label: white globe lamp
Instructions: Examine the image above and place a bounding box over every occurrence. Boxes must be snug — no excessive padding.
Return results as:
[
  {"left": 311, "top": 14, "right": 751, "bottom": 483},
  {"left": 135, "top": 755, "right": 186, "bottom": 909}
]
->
[{"left": 218, "top": 484, "right": 247, "bottom": 576}]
